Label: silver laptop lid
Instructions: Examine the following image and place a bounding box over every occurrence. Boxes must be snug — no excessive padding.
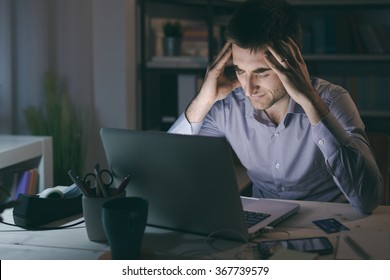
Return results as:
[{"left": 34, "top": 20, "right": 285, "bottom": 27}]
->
[{"left": 100, "top": 128, "right": 249, "bottom": 238}]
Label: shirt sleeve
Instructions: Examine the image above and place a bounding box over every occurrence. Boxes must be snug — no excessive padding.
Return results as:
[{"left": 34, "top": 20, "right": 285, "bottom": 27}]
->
[
  {"left": 311, "top": 92, "right": 382, "bottom": 214},
  {"left": 168, "top": 113, "right": 203, "bottom": 135}
]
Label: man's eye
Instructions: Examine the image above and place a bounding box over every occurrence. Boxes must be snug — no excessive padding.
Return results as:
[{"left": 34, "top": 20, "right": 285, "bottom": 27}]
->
[
  {"left": 255, "top": 72, "right": 268, "bottom": 78},
  {"left": 235, "top": 70, "right": 244, "bottom": 75}
]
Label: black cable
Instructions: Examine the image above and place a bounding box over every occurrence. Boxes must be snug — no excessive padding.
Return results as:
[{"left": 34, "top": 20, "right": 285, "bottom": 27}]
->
[{"left": 0, "top": 219, "right": 85, "bottom": 231}]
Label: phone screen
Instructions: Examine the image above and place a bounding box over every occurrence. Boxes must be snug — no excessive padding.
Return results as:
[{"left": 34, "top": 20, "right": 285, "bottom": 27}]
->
[{"left": 257, "top": 237, "right": 333, "bottom": 258}]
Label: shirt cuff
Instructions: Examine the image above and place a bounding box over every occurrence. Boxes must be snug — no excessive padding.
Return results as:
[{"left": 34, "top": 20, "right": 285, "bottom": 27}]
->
[
  {"left": 311, "top": 112, "right": 350, "bottom": 158},
  {"left": 168, "top": 113, "right": 202, "bottom": 135}
]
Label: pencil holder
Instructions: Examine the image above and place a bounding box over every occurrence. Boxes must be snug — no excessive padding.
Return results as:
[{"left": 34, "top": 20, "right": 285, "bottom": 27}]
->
[{"left": 82, "top": 192, "right": 125, "bottom": 242}]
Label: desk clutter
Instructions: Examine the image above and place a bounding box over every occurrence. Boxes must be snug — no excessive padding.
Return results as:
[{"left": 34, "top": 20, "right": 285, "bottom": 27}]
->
[
  {"left": 2, "top": 162, "right": 390, "bottom": 260},
  {"left": 12, "top": 184, "right": 83, "bottom": 228},
  {"left": 10, "top": 162, "right": 131, "bottom": 229},
  {"left": 68, "top": 163, "right": 130, "bottom": 198},
  {"left": 336, "top": 231, "right": 390, "bottom": 260},
  {"left": 1, "top": 199, "right": 390, "bottom": 260}
]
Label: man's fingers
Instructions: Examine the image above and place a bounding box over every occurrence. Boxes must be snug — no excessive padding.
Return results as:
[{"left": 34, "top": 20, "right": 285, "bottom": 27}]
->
[
  {"left": 284, "top": 37, "right": 304, "bottom": 63},
  {"left": 265, "top": 44, "right": 289, "bottom": 69},
  {"left": 208, "top": 42, "right": 232, "bottom": 72},
  {"left": 264, "top": 48, "right": 290, "bottom": 73}
]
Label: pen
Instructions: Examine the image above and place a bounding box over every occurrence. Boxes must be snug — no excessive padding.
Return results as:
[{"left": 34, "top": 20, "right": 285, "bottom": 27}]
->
[
  {"left": 68, "top": 170, "right": 94, "bottom": 197},
  {"left": 116, "top": 175, "right": 130, "bottom": 195},
  {"left": 95, "top": 177, "right": 108, "bottom": 197},
  {"left": 344, "top": 235, "right": 371, "bottom": 260}
]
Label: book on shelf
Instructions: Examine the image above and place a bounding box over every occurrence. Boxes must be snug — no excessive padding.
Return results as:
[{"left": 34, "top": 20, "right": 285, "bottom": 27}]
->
[
  {"left": 182, "top": 23, "right": 208, "bottom": 42},
  {"left": 359, "top": 24, "right": 385, "bottom": 54},
  {"left": 182, "top": 23, "right": 209, "bottom": 58},
  {"left": 308, "top": 15, "right": 390, "bottom": 55},
  {"left": 28, "top": 169, "right": 38, "bottom": 195},
  {"left": 149, "top": 18, "right": 210, "bottom": 57},
  {"left": 312, "top": 16, "right": 337, "bottom": 54},
  {"left": 372, "top": 24, "right": 390, "bottom": 54},
  {"left": 11, "top": 169, "right": 39, "bottom": 200},
  {"left": 348, "top": 15, "right": 365, "bottom": 54}
]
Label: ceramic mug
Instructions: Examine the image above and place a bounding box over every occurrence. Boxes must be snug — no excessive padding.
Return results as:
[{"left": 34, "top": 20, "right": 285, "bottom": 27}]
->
[{"left": 102, "top": 197, "right": 148, "bottom": 259}]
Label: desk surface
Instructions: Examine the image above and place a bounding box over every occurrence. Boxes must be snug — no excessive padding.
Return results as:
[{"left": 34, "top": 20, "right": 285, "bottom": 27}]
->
[{"left": 1, "top": 200, "right": 389, "bottom": 260}]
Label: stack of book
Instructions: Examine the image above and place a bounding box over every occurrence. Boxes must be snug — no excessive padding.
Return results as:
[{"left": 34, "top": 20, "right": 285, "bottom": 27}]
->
[
  {"left": 305, "top": 15, "right": 390, "bottom": 54},
  {"left": 182, "top": 23, "right": 208, "bottom": 58},
  {"left": 11, "top": 169, "right": 39, "bottom": 200}
]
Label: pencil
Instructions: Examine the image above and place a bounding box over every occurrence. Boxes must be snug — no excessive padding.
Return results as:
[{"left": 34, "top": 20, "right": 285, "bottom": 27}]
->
[
  {"left": 344, "top": 235, "right": 371, "bottom": 260},
  {"left": 116, "top": 175, "right": 130, "bottom": 195},
  {"left": 67, "top": 170, "right": 94, "bottom": 197}
]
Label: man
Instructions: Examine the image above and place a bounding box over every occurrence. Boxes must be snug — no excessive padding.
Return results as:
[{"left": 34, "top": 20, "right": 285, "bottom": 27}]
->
[{"left": 169, "top": 0, "right": 382, "bottom": 214}]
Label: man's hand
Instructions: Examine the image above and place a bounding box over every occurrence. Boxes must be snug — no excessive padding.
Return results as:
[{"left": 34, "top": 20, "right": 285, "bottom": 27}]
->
[
  {"left": 203, "top": 42, "right": 241, "bottom": 101},
  {"left": 264, "top": 37, "right": 329, "bottom": 125},
  {"left": 185, "top": 42, "right": 241, "bottom": 123}
]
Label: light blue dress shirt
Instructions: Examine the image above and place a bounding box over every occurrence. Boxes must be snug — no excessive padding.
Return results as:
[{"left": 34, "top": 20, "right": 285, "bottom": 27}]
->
[{"left": 169, "top": 77, "right": 382, "bottom": 214}]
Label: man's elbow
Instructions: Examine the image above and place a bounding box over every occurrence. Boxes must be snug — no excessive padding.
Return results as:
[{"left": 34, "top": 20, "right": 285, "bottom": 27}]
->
[{"left": 352, "top": 182, "right": 382, "bottom": 215}]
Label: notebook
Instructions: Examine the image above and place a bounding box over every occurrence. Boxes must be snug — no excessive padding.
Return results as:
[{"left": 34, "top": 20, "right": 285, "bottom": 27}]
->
[{"left": 100, "top": 128, "right": 299, "bottom": 240}]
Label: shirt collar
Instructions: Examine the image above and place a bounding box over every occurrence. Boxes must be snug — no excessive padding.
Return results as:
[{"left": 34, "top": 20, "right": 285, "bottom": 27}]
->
[
  {"left": 287, "top": 97, "right": 305, "bottom": 115},
  {"left": 244, "top": 90, "right": 306, "bottom": 126}
]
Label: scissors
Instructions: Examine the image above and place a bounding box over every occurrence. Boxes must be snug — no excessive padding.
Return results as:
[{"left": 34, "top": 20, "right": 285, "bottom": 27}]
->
[{"left": 83, "top": 163, "right": 114, "bottom": 197}]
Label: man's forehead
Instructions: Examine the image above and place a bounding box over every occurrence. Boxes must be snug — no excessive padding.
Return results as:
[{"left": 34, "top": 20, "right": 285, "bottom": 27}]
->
[
  {"left": 231, "top": 44, "right": 267, "bottom": 54},
  {"left": 231, "top": 44, "right": 268, "bottom": 67}
]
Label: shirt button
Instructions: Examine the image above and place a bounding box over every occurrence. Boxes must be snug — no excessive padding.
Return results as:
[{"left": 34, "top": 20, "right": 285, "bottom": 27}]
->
[
  {"left": 275, "top": 132, "right": 280, "bottom": 137},
  {"left": 281, "top": 187, "right": 286, "bottom": 192},
  {"left": 275, "top": 163, "right": 280, "bottom": 169},
  {"left": 318, "top": 139, "right": 324, "bottom": 145}
]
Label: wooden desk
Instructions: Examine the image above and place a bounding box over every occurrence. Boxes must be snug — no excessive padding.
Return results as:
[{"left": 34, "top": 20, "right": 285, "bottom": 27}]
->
[{"left": 0, "top": 200, "right": 389, "bottom": 260}]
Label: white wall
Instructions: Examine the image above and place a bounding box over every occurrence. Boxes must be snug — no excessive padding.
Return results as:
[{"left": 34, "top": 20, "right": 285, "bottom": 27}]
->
[
  {"left": 13, "top": 0, "right": 51, "bottom": 133},
  {"left": 89, "top": 0, "right": 138, "bottom": 169},
  {"left": 0, "top": 0, "right": 138, "bottom": 175},
  {"left": 0, "top": 0, "right": 51, "bottom": 133},
  {"left": 0, "top": 0, "right": 13, "bottom": 133}
]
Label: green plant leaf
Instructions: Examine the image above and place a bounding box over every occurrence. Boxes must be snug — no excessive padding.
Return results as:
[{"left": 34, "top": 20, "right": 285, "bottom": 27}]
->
[{"left": 24, "top": 72, "right": 86, "bottom": 186}]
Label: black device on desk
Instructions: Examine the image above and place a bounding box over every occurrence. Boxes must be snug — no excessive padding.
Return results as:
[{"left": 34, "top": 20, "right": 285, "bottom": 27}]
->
[
  {"left": 12, "top": 192, "right": 82, "bottom": 228},
  {"left": 257, "top": 237, "right": 334, "bottom": 259}
]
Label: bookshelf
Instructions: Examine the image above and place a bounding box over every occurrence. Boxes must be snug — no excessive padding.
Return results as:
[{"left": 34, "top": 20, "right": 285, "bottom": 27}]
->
[
  {"left": 295, "top": 1, "right": 390, "bottom": 122},
  {"left": 138, "top": 0, "right": 390, "bottom": 132},
  {"left": 0, "top": 135, "right": 53, "bottom": 202}
]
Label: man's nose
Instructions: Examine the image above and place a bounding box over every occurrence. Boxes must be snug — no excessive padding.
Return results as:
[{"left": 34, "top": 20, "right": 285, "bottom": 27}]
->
[{"left": 242, "top": 75, "right": 258, "bottom": 96}]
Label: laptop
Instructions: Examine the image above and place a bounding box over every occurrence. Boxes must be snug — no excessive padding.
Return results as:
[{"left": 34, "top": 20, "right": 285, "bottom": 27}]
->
[{"left": 100, "top": 128, "right": 299, "bottom": 240}]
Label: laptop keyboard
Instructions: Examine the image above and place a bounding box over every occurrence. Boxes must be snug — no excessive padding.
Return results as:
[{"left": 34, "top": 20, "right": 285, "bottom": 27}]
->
[{"left": 244, "top": 211, "right": 270, "bottom": 228}]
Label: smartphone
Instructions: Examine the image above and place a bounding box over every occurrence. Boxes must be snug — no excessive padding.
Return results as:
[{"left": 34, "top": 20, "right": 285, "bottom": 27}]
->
[{"left": 257, "top": 237, "right": 333, "bottom": 258}]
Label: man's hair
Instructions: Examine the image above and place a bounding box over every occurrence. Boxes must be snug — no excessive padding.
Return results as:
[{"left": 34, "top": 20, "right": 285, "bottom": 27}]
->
[{"left": 225, "top": 0, "right": 303, "bottom": 51}]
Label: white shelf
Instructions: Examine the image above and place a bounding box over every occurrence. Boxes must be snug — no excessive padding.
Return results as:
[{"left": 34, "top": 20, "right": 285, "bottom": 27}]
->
[{"left": 0, "top": 135, "right": 53, "bottom": 192}]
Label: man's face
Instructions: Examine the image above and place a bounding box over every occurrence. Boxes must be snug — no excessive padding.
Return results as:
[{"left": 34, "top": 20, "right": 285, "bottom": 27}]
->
[{"left": 232, "top": 44, "right": 288, "bottom": 110}]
